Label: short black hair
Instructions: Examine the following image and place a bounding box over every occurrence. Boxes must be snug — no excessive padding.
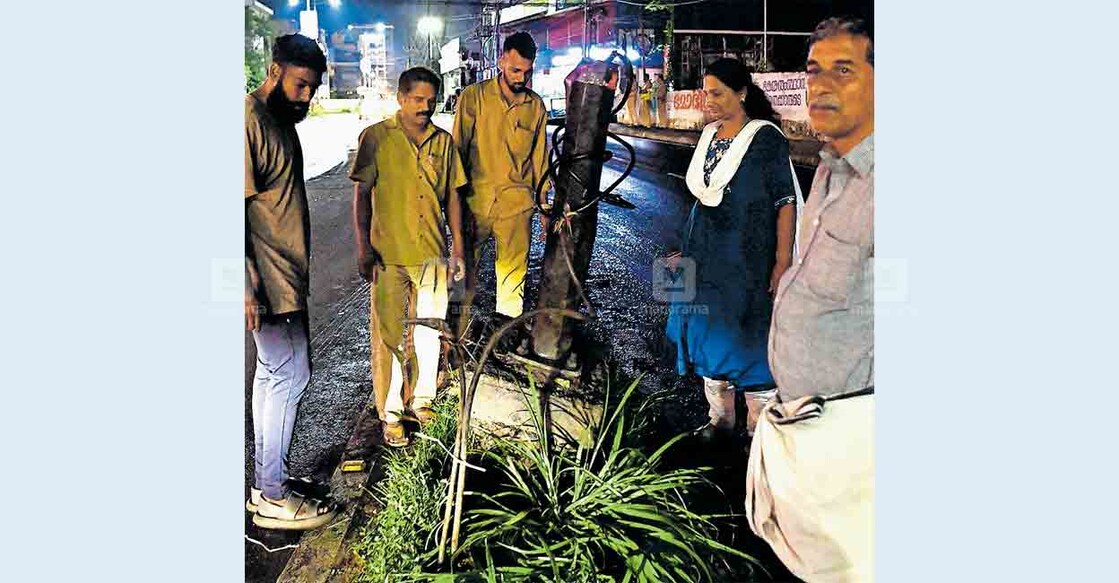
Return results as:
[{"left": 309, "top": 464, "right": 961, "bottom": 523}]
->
[
  {"left": 272, "top": 34, "right": 327, "bottom": 74},
  {"left": 502, "top": 31, "right": 537, "bottom": 61},
  {"left": 398, "top": 67, "right": 441, "bottom": 95},
  {"left": 808, "top": 16, "right": 874, "bottom": 66}
]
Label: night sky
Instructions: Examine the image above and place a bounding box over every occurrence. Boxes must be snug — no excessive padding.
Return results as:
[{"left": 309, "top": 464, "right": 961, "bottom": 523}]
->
[
  {"left": 257, "top": 0, "right": 482, "bottom": 38},
  {"left": 256, "top": 1, "right": 871, "bottom": 37},
  {"left": 254, "top": 1, "right": 872, "bottom": 72}
]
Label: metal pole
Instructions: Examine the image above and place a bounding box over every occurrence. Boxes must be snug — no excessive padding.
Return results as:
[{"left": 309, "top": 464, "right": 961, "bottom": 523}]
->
[
  {"left": 583, "top": 1, "right": 590, "bottom": 56},
  {"left": 532, "top": 63, "right": 617, "bottom": 364},
  {"left": 494, "top": 3, "right": 502, "bottom": 70},
  {"left": 763, "top": 0, "right": 768, "bottom": 66}
]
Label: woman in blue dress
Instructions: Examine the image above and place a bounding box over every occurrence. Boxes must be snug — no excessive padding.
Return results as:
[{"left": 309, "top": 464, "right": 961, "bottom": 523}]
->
[{"left": 664, "top": 58, "right": 802, "bottom": 441}]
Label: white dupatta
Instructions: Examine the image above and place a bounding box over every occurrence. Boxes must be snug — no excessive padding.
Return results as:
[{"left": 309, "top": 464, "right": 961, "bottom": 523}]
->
[{"left": 685, "top": 119, "right": 806, "bottom": 258}]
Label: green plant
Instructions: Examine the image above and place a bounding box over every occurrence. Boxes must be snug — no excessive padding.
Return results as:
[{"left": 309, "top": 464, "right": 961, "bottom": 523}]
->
[
  {"left": 458, "top": 376, "right": 764, "bottom": 582},
  {"left": 352, "top": 396, "right": 461, "bottom": 580},
  {"left": 308, "top": 104, "right": 359, "bottom": 117},
  {"left": 244, "top": 6, "right": 273, "bottom": 93}
]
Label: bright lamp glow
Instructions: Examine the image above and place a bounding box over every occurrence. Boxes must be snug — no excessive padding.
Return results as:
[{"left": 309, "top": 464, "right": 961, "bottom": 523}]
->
[
  {"left": 417, "top": 15, "right": 443, "bottom": 36},
  {"left": 588, "top": 46, "right": 613, "bottom": 61},
  {"left": 289, "top": 0, "right": 299, "bottom": 6},
  {"left": 552, "top": 47, "right": 583, "bottom": 68},
  {"left": 375, "top": 22, "right": 386, "bottom": 32},
  {"left": 328, "top": 0, "right": 340, "bottom": 7}
]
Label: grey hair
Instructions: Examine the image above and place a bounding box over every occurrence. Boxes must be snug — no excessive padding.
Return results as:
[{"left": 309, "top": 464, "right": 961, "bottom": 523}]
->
[{"left": 808, "top": 16, "right": 874, "bottom": 66}]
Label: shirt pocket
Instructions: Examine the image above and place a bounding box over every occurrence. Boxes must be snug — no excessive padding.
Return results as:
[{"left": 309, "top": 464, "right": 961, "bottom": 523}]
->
[
  {"left": 418, "top": 151, "right": 444, "bottom": 194},
  {"left": 801, "top": 229, "right": 863, "bottom": 304},
  {"left": 510, "top": 121, "right": 535, "bottom": 153}
]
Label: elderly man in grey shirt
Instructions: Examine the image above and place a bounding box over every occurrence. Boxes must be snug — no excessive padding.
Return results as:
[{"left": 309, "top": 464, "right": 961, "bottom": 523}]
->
[{"left": 745, "top": 17, "right": 876, "bottom": 582}]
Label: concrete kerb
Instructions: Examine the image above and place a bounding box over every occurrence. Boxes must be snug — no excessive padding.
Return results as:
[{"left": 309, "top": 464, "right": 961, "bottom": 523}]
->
[
  {"left": 275, "top": 403, "right": 381, "bottom": 583},
  {"left": 466, "top": 372, "right": 605, "bottom": 446}
]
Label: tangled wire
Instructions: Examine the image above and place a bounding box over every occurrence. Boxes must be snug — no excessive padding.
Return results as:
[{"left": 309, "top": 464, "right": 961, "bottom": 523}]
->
[{"left": 531, "top": 50, "right": 639, "bottom": 317}]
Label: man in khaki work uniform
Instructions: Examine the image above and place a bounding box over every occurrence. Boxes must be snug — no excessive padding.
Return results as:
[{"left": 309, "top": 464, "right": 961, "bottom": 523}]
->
[
  {"left": 451, "top": 32, "right": 550, "bottom": 348},
  {"left": 350, "top": 67, "right": 467, "bottom": 448}
]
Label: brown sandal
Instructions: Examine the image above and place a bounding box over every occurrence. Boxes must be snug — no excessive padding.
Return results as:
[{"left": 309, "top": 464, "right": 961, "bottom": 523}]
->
[
  {"left": 382, "top": 421, "right": 409, "bottom": 448},
  {"left": 414, "top": 407, "right": 437, "bottom": 426}
]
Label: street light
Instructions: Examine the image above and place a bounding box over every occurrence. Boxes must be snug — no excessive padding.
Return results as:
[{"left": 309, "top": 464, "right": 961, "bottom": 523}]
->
[
  {"left": 294, "top": 0, "right": 340, "bottom": 39},
  {"left": 290, "top": 0, "right": 339, "bottom": 9},
  {"left": 417, "top": 16, "right": 443, "bottom": 69},
  {"left": 417, "top": 16, "right": 443, "bottom": 37}
]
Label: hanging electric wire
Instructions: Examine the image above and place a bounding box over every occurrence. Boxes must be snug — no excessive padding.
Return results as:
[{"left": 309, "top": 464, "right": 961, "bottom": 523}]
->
[{"left": 614, "top": 0, "right": 714, "bottom": 7}]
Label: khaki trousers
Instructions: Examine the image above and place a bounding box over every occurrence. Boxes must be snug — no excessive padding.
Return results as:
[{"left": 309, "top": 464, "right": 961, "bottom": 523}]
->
[
  {"left": 453, "top": 209, "right": 531, "bottom": 337},
  {"left": 370, "top": 259, "right": 448, "bottom": 423}
]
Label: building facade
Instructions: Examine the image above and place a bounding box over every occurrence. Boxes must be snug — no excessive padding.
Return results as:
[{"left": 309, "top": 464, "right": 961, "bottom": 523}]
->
[{"left": 328, "top": 24, "right": 395, "bottom": 99}]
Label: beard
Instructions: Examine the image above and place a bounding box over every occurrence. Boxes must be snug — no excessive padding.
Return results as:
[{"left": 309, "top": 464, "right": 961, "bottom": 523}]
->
[
  {"left": 501, "top": 73, "right": 527, "bottom": 94},
  {"left": 266, "top": 83, "right": 310, "bottom": 125}
]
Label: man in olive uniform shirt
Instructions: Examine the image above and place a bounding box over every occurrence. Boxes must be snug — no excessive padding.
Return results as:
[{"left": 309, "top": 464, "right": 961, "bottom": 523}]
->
[
  {"left": 350, "top": 67, "right": 467, "bottom": 447},
  {"left": 451, "top": 32, "right": 550, "bottom": 342}
]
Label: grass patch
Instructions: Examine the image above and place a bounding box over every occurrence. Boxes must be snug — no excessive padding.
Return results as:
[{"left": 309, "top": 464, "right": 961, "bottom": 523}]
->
[
  {"left": 351, "top": 395, "right": 459, "bottom": 580},
  {"left": 349, "top": 373, "right": 765, "bottom": 582},
  {"left": 456, "top": 376, "right": 765, "bottom": 582}
]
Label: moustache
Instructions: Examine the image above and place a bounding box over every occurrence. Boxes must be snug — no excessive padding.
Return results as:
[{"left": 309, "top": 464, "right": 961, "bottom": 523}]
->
[{"left": 416, "top": 111, "right": 433, "bottom": 117}]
